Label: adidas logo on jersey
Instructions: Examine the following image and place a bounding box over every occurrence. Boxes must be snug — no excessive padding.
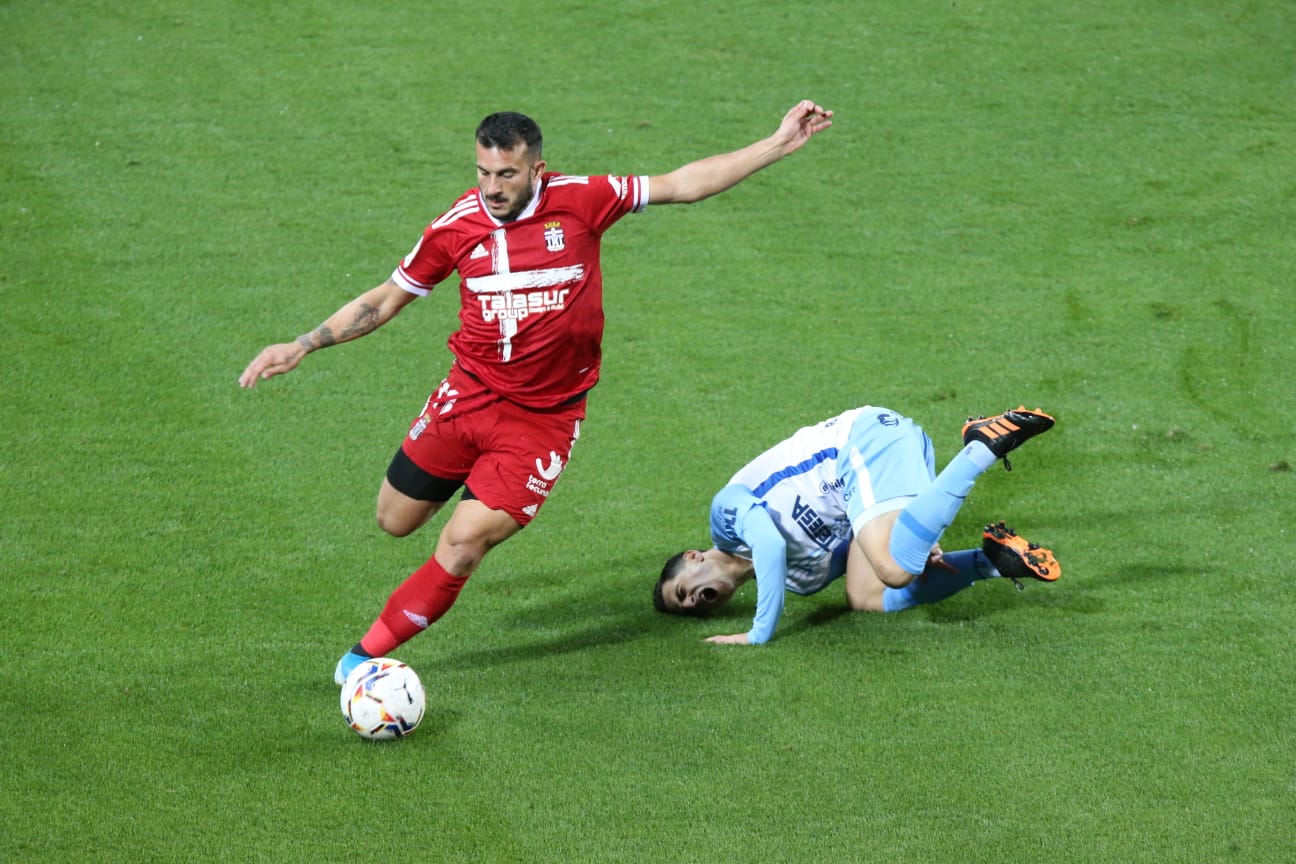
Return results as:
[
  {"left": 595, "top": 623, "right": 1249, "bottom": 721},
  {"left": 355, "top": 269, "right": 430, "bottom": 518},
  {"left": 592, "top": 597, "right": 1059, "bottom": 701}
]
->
[
  {"left": 522, "top": 504, "right": 538, "bottom": 517},
  {"left": 470, "top": 243, "right": 488, "bottom": 259}
]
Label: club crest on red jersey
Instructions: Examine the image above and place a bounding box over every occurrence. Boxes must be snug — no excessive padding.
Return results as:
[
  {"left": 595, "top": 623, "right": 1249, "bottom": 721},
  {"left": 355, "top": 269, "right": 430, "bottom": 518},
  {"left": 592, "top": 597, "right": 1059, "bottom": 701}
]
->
[{"left": 543, "top": 221, "right": 565, "bottom": 252}]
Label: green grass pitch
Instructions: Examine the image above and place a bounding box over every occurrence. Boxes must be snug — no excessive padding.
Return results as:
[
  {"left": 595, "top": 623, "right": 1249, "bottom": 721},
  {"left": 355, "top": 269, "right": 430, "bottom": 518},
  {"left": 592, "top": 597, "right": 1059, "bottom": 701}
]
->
[{"left": 3, "top": 1, "right": 1293, "bottom": 861}]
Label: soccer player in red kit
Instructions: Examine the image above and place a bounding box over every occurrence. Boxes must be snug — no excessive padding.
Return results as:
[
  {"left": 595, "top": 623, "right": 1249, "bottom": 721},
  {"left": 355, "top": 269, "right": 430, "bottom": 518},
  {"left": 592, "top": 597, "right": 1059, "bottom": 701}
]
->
[{"left": 238, "top": 100, "right": 833, "bottom": 683}]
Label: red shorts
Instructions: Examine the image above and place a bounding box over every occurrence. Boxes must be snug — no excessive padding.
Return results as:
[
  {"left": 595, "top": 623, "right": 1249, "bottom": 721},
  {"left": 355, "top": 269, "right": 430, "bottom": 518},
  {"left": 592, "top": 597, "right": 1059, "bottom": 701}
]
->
[{"left": 399, "top": 367, "right": 586, "bottom": 526}]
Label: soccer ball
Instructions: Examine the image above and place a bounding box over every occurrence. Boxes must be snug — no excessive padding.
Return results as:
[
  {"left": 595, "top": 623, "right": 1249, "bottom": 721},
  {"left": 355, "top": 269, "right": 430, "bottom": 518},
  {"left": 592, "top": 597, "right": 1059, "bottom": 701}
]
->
[{"left": 340, "top": 658, "right": 426, "bottom": 740}]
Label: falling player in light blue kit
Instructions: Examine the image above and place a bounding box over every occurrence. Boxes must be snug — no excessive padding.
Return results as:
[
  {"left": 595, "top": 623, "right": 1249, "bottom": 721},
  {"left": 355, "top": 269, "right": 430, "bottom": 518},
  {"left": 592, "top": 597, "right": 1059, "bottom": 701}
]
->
[{"left": 653, "top": 405, "right": 1060, "bottom": 644}]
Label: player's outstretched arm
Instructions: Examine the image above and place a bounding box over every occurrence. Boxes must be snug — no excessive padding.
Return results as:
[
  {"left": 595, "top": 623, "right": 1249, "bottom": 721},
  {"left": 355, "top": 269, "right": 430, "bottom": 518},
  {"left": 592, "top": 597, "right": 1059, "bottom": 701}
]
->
[
  {"left": 705, "top": 503, "right": 787, "bottom": 646},
  {"left": 647, "top": 99, "right": 833, "bottom": 205},
  {"left": 238, "top": 279, "right": 416, "bottom": 388}
]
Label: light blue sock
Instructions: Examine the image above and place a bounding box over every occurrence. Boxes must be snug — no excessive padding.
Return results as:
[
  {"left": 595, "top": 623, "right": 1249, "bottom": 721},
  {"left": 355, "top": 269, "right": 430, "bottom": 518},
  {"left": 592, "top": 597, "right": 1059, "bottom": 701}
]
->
[
  {"left": 882, "top": 548, "right": 998, "bottom": 612},
  {"left": 888, "top": 442, "right": 996, "bottom": 574}
]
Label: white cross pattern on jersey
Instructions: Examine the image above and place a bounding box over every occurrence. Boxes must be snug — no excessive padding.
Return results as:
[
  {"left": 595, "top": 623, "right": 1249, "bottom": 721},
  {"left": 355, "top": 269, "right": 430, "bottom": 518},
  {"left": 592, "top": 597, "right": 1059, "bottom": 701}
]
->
[
  {"left": 465, "top": 265, "right": 585, "bottom": 294},
  {"left": 466, "top": 227, "right": 586, "bottom": 362}
]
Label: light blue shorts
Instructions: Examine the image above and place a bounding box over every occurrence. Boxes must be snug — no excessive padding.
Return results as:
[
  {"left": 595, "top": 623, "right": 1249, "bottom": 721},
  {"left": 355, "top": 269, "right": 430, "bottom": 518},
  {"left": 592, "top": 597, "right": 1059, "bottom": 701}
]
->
[{"left": 838, "top": 407, "right": 936, "bottom": 535}]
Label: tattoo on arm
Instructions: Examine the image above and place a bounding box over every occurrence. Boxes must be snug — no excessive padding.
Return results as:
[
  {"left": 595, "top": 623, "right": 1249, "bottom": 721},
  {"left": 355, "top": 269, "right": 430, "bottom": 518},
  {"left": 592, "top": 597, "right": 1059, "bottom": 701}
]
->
[
  {"left": 297, "top": 325, "right": 335, "bottom": 353},
  {"left": 340, "top": 303, "right": 381, "bottom": 340},
  {"left": 296, "top": 302, "right": 380, "bottom": 354}
]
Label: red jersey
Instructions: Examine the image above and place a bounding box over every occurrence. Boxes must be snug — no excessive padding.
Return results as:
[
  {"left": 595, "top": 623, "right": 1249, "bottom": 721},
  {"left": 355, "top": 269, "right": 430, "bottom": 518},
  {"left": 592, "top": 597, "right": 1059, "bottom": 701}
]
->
[{"left": 392, "top": 172, "right": 649, "bottom": 408}]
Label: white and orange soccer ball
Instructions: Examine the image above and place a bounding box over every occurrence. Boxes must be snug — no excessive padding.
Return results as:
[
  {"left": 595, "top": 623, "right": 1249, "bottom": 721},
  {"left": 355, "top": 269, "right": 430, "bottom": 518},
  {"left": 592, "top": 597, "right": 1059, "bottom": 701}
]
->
[{"left": 340, "top": 658, "right": 426, "bottom": 740}]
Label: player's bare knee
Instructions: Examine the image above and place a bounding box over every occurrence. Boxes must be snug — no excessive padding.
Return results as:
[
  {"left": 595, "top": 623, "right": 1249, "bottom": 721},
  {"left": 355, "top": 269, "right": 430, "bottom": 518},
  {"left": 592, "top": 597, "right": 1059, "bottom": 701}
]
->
[
  {"left": 375, "top": 511, "right": 416, "bottom": 538},
  {"left": 375, "top": 499, "right": 439, "bottom": 538},
  {"left": 436, "top": 536, "right": 490, "bottom": 575},
  {"left": 876, "top": 559, "right": 917, "bottom": 589},
  {"left": 374, "top": 503, "right": 418, "bottom": 537}
]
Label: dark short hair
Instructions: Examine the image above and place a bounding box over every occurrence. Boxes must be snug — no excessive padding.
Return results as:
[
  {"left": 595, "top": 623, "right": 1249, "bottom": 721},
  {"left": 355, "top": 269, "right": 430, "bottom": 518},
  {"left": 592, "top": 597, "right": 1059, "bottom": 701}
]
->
[
  {"left": 475, "top": 112, "right": 543, "bottom": 157},
  {"left": 654, "top": 551, "right": 713, "bottom": 617},
  {"left": 652, "top": 552, "right": 685, "bottom": 613}
]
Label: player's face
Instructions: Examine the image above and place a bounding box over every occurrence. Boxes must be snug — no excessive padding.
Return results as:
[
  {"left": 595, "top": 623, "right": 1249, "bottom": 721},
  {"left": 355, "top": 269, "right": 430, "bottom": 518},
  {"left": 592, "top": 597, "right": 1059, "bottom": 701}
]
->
[
  {"left": 662, "top": 552, "right": 737, "bottom": 614},
  {"left": 476, "top": 143, "right": 544, "bottom": 222}
]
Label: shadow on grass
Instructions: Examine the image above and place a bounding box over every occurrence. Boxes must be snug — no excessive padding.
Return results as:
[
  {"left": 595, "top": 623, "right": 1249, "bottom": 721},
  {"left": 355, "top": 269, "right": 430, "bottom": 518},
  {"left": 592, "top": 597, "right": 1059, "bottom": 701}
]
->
[
  {"left": 372, "top": 551, "right": 1186, "bottom": 668},
  {"left": 437, "top": 610, "right": 657, "bottom": 670},
  {"left": 1083, "top": 562, "right": 1207, "bottom": 587},
  {"left": 778, "top": 572, "right": 1126, "bottom": 636}
]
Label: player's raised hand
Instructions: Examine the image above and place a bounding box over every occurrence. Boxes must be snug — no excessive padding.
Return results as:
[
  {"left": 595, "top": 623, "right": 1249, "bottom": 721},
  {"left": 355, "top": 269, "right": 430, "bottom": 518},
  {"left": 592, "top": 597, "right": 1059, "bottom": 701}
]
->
[
  {"left": 774, "top": 99, "right": 833, "bottom": 156},
  {"left": 238, "top": 341, "right": 306, "bottom": 388}
]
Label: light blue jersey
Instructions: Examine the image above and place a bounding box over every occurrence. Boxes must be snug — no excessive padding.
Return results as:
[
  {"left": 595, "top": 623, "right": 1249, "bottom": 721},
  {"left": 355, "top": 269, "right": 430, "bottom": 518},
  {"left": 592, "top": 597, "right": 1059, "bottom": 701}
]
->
[{"left": 709, "top": 406, "right": 935, "bottom": 643}]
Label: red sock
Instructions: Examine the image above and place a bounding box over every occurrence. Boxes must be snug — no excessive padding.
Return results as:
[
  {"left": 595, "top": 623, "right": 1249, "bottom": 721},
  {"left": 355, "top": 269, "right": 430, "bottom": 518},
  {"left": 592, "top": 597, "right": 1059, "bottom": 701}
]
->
[{"left": 358, "top": 556, "right": 469, "bottom": 657}]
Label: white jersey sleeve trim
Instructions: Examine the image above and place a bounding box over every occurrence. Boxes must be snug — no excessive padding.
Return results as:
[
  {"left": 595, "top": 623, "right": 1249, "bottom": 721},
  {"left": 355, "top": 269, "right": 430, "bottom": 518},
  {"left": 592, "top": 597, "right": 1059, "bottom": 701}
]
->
[{"left": 391, "top": 267, "right": 430, "bottom": 297}]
